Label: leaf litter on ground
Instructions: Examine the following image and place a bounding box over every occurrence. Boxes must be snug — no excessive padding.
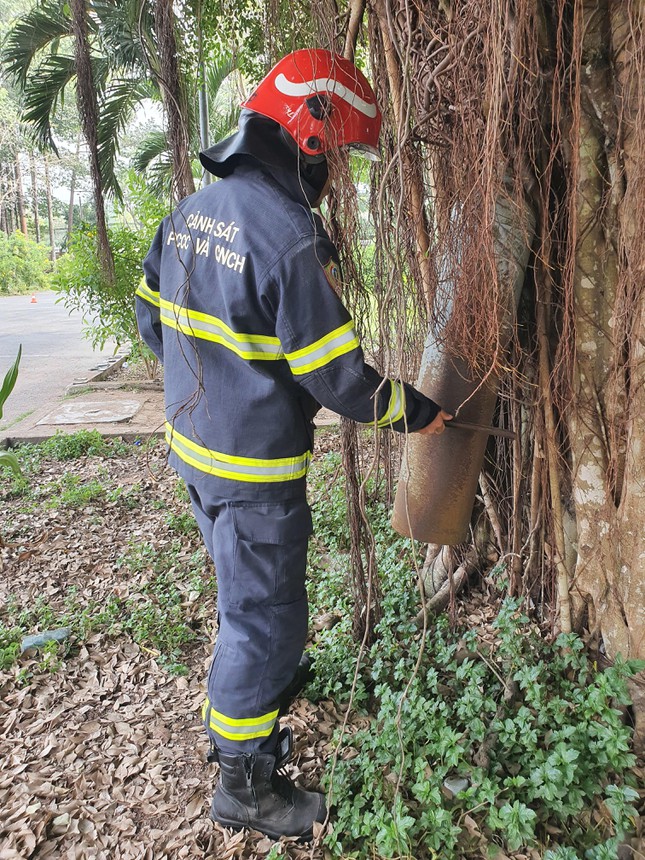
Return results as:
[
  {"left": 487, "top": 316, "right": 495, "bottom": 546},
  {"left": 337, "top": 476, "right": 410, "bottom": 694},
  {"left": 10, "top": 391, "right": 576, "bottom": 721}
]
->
[{"left": 0, "top": 437, "right": 330, "bottom": 859}]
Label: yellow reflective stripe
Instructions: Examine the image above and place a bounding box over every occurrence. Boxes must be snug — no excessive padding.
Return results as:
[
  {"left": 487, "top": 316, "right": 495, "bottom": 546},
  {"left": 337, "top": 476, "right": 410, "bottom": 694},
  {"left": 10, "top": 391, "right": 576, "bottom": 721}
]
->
[
  {"left": 159, "top": 298, "right": 283, "bottom": 361},
  {"left": 377, "top": 381, "right": 406, "bottom": 428},
  {"left": 285, "top": 321, "right": 360, "bottom": 376},
  {"left": 135, "top": 276, "right": 160, "bottom": 308},
  {"left": 165, "top": 422, "right": 310, "bottom": 483},
  {"left": 203, "top": 697, "right": 278, "bottom": 741}
]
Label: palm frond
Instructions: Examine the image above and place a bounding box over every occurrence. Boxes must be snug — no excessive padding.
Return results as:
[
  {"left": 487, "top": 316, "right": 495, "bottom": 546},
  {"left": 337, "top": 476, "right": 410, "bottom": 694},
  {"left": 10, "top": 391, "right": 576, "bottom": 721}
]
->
[
  {"left": 134, "top": 134, "right": 174, "bottom": 198},
  {"left": 97, "top": 78, "right": 151, "bottom": 201},
  {"left": 205, "top": 55, "right": 241, "bottom": 144},
  {"left": 205, "top": 55, "right": 237, "bottom": 104},
  {"left": 210, "top": 103, "right": 240, "bottom": 146},
  {"left": 90, "top": 55, "right": 111, "bottom": 98},
  {"left": 132, "top": 128, "right": 169, "bottom": 173},
  {"left": 1, "top": 1, "right": 71, "bottom": 87},
  {"left": 20, "top": 53, "right": 76, "bottom": 151},
  {"left": 92, "top": 0, "right": 155, "bottom": 72}
]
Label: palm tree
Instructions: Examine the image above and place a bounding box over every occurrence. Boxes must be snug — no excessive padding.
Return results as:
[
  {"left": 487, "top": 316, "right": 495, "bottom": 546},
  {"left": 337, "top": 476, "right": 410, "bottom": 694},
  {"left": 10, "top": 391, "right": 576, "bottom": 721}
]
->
[
  {"left": 2, "top": 0, "right": 156, "bottom": 195},
  {"left": 133, "top": 54, "right": 241, "bottom": 196},
  {"left": 69, "top": 0, "right": 114, "bottom": 280},
  {"left": 0, "top": 0, "right": 188, "bottom": 277},
  {"left": 152, "top": 0, "right": 195, "bottom": 200}
]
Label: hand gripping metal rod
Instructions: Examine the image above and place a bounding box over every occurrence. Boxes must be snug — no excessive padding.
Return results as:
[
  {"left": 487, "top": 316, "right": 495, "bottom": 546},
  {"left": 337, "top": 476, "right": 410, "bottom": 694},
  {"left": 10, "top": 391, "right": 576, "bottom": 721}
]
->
[{"left": 445, "top": 419, "right": 517, "bottom": 440}]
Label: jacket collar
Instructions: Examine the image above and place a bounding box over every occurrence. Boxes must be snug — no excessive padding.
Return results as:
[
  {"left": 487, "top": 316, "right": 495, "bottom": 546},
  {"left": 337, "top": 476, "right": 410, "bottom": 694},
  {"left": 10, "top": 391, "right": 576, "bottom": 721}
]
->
[{"left": 200, "top": 110, "right": 328, "bottom": 207}]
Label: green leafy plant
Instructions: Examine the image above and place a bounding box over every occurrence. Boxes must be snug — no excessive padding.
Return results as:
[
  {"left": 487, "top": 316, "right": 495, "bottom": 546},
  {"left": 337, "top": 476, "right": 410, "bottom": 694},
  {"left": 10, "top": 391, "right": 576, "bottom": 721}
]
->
[
  {"left": 46, "top": 474, "right": 105, "bottom": 508},
  {"left": 165, "top": 510, "right": 198, "bottom": 535},
  {"left": 53, "top": 224, "right": 149, "bottom": 352},
  {"left": 37, "top": 429, "right": 128, "bottom": 461},
  {"left": 0, "top": 345, "right": 22, "bottom": 477},
  {"left": 302, "top": 449, "right": 641, "bottom": 860},
  {"left": 320, "top": 600, "right": 640, "bottom": 859}
]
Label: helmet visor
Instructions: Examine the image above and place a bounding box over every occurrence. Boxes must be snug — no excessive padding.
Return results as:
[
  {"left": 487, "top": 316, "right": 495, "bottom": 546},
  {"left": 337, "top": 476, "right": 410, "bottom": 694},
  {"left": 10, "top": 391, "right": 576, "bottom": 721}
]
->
[{"left": 346, "top": 142, "right": 381, "bottom": 162}]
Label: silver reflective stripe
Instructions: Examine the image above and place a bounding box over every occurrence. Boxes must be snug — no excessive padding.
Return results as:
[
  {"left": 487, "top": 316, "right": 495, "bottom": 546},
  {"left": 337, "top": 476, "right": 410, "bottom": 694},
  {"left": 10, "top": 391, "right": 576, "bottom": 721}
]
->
[
  {"left": 377, "top": 381, "right": 406, "bottom": 427},
  {"left": 208, "top": 712, "right": 277, "bottom": 740},
  {"left": 165, "top": 423, "right": 310, "bottom": 483},
  {"left": 136, "top": 277, "right": 160, "bottom": 308},
  {"left": 286, "top": 321, "right": 359, "bottom": 375},
  {"left": 160, "top": 300, "right": 283, "bottom": 361},
  {"left": 203, "top": 697, "right": 278, "bottom": 741}
]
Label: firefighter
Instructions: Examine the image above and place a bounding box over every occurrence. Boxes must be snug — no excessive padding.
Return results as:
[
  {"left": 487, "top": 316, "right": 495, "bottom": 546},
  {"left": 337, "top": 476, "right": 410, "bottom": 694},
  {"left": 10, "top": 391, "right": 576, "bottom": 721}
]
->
[{"left": 136, "top": 48, "right": 451, "bottom": 841}]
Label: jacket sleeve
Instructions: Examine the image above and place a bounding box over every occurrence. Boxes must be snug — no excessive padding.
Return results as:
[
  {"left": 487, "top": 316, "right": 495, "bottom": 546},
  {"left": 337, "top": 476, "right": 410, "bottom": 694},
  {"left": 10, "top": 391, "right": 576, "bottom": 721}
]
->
[
  {"left": 136, "top": 221, "right": 165, "bottom": 364},
  {"left": 269, "top": 234, "right": 440, "bottom": 432}
]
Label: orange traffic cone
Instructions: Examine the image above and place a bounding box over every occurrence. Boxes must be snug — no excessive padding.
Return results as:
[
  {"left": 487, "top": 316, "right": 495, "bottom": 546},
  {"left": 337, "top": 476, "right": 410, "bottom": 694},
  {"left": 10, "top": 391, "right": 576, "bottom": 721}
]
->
[{"left": 30, "top": 294, "right": 37, "bottom": 303}]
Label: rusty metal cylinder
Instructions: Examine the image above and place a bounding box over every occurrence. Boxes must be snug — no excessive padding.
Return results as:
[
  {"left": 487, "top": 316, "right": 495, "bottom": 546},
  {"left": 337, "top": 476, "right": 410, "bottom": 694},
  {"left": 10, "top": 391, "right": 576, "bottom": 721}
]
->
[
  {"left": 392, "top": 192, "right": 535, "bottom": 545},
  {"left": 393, "top": 359, "right": 498, "bottom": 544}
]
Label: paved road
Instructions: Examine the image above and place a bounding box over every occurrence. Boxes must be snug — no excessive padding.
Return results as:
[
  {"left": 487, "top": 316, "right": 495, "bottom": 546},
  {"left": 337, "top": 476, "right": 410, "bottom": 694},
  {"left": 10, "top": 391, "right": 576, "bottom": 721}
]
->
[{"left": 0, "top": 291, "right": 118, "bottom": 430}]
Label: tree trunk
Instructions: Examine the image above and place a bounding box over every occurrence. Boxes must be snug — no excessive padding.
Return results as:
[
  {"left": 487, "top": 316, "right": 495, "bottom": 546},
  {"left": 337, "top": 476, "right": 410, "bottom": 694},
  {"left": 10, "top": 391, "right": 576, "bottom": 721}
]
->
[
  {"left": 67, "top": 170, "right": 76, "bottom": 242},
  {"left": 7, "top": 168, "right": 15, "bottom": 234},
  {"left": 29, "top": 152, "right": 40, "bottom": 243},
  {"left": 153, "top": 0, "right": 196, "bottom": 201},
  {"left": 67, "top": 134, "right": 81, "bottom": 243},
  {"left": 43, "top": 154, "right": 56, "bottom": 261},
  {"left": 14, "top": 155, "right": 27, "bottom": 237},
  {"left": 69, "top": 0, "right": 115, "bottom": 283},
  {"left": 562, "top": 0, "right": 645, "bottom": 748}
]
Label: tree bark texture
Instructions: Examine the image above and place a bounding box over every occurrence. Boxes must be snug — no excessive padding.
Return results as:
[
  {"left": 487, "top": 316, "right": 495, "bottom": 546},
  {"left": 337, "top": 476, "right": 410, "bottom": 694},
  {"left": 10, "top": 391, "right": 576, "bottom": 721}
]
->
[
  {"left": 357, "top": 0, "right": 645, "bottom": 744},
  {"left": 566, "top": 0, "right": 645, "bottom": 744},
  {"left": 43, "top": 155, "right": 55, "bottom": 262},
  {"left": 29, "top": 152, "right": 40, "bottom": 244},
  {"left": 153, "top": 0, "right": 196, "bottom": 202},
  {"left": 69, "top": 0, "right": 115, "bottom": 283},
  {"left": 14, "top": 155, "right": 27, "bottom": 237}
]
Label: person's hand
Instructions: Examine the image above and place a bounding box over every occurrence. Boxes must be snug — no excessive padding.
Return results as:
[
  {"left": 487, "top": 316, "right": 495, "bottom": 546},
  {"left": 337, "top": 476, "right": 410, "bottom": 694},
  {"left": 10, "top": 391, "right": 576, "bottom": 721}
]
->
[{"left": 416, "top": 409, "right": 453, "bottom": 436}]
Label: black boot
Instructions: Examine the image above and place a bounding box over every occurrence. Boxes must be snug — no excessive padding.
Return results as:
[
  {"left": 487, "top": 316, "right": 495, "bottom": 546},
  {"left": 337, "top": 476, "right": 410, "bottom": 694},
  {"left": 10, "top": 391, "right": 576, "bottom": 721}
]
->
[{"left": 210, "top": 730, "right": 326, "bottom": 840}]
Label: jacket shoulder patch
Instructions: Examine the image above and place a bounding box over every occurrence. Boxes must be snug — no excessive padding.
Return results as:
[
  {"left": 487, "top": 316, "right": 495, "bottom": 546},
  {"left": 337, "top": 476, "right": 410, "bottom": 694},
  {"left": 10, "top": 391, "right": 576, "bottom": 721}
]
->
[{"left": 322, "top": 258, "right": 341, "bottom": 292}]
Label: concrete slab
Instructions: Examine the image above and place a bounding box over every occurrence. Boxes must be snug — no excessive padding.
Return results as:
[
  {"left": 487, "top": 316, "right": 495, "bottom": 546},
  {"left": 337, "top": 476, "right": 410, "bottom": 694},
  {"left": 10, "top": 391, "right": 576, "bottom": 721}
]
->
[
  {"left": 2, "top": 386, "right": 165, "bottom": 447},
  {"left": 36, "top": 399, "right": 141, "bottom": 426}
]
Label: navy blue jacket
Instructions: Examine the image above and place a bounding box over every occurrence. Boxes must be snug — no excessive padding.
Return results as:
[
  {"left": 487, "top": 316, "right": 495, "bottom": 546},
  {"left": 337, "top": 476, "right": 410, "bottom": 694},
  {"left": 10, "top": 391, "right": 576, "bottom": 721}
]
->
[{"left": 136, "top": 161, "right": 439, "bottom": 500}]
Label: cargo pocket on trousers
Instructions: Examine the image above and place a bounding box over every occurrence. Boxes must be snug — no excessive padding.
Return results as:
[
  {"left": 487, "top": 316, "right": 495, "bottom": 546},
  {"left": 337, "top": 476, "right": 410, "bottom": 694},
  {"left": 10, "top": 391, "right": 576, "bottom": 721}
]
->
[{"left": 230, "top": 499, "right": 312, "bottom": 607}]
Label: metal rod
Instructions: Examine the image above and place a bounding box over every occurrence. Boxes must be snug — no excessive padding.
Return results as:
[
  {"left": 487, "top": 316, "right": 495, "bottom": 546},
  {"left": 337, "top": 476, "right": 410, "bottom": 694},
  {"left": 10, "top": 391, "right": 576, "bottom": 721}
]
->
[{"left": 445, "top": 419, "right": 517, "bottom": 440}]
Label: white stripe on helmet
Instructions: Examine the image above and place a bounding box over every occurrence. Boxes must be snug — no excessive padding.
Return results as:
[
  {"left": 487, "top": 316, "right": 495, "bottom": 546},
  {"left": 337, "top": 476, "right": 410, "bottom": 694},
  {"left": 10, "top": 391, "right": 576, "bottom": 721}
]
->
[{"left": 274, "top": 72, "right": 377, "bottom": 118}]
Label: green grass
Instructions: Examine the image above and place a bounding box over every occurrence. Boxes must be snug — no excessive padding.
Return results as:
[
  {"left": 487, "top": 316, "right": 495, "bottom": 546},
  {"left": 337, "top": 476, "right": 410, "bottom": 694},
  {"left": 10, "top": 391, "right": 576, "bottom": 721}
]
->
[{"left": 0, "top": 409, "right": 35, "bottom": 432}]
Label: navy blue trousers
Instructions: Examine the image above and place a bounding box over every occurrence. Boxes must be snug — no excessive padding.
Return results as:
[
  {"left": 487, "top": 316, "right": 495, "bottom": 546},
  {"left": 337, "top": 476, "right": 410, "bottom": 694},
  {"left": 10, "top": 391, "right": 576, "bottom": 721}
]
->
[{"left": 187, "top": 484, "right": 312, "bottom": 755}]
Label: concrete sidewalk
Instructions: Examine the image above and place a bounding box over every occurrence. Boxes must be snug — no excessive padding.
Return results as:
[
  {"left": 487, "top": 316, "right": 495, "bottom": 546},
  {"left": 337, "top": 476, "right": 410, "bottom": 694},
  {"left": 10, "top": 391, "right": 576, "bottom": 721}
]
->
[{"left": 1, "top": 359, "right": 166, "bottom": 447}]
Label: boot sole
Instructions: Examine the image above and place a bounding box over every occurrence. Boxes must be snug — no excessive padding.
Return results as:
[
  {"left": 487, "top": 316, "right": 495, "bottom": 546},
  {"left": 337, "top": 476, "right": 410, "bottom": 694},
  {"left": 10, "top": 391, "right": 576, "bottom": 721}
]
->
[{"left": 210, "top": 810, "right": 314, "bottom": 842}]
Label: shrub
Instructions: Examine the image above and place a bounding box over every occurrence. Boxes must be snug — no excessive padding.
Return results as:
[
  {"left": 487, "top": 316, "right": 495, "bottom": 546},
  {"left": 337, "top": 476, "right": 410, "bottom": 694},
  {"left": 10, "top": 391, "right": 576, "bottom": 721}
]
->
[
  {"left": 52, "top": 172, "right": 167, "bottom": 366},
  {"left": 37, "top": 429, "right": 128, "bottom": 461},
  {"left": 0, "top": 231, "right": 53, "bottom": 295},
  {"left": 52, "top": 224, "right": 150, "bottom": 352},
  {"left": 322, "top": 598, "right": 641, "bottom": 859}
]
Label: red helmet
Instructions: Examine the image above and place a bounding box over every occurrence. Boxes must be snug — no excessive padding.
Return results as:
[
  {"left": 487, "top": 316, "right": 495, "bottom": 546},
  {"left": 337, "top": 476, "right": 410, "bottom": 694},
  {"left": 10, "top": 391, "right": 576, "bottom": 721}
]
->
[{"left": 241, "top": 49, "right": 382, "bottom": 160}]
